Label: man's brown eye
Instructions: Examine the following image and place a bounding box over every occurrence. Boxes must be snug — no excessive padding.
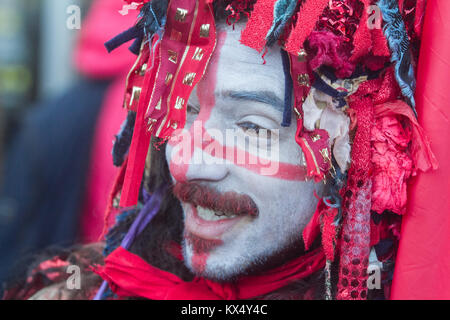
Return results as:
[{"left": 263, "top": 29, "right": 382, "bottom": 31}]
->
[
  {"left": 239, "top": 122, "right": 272, "bottom": 140},
  {"left": 187, "top": 104, "right": 199, "bottom": 114}
]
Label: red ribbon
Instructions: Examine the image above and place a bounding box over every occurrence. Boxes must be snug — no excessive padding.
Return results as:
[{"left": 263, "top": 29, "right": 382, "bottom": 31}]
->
[{"left": 94, "top": 246, "right": 325, "bottom": 300}]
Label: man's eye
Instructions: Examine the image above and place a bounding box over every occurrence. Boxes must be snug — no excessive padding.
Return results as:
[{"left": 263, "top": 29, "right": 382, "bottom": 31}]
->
[
  {"left": 239, "top": 122, "right": 271, "bottom": 139},
  {"left": 187, "top": 104, "right": 199, "bottom": 114}
]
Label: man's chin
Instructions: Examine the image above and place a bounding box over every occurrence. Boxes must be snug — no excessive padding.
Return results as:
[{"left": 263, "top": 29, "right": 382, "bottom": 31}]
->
[
  {"left": 182, "top": 234, "right": 245, "bottom": 282},
  {"left": 182, "top": 233, "right": 306, "bottom": 282}
]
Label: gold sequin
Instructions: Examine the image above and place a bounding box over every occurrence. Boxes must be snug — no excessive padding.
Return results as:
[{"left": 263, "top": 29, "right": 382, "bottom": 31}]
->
[
  {"left": 139, "top": 63, "right": 147, "bottom": 76},
  {"left": 155, "top": 98, "right": 162, "bottom": 110},
  {"left": 175, "top": 96, "right": 185, "bottom": 110},
  {"left": 298, "top": 49, "right": 307, "bottom": 62},
  {"left": 310, "top": 133, "right": 321, "bottom": 142},
  {"left": 182, "top": 72, "right": 196, "bottom": 86},
  {"left": 320, "top": 148, "right": 331, "bottom": 164},
  {"left": 294, "top": 107, "right": 302, "bottom": 119},
  {"left": 192, "top": 47, "right": 204, "bottom": 61},
  {"left": 130, "top": 86, "right": 142, "bottom": 106},
  {"left": 199, "top": 24, "right": 210, "bottom": 38},
  {"left": 175, "top": 8, "right": 188, "bottom": 22},
  {"left": 148, "top": 118, "right": 157, "bottom": 132},
  {"left": 297, "top": 73, "right": 310, "bottom": 87},
  {"left": 168, "top": 50, "right": 178, "bottom": 64},
  {"left": 165, "top": 73, "right": 173, "bottom": 85}
]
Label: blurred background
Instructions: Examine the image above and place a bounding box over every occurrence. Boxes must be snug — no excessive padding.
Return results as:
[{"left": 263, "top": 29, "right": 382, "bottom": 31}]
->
[{"left": 0, "top": 0, "right": 137, "bottom": 291}]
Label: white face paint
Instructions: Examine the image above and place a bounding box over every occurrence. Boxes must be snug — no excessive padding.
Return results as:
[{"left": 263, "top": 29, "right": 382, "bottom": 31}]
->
[{"left": 165, "top": 22, "right": 322, "bottom": 281}]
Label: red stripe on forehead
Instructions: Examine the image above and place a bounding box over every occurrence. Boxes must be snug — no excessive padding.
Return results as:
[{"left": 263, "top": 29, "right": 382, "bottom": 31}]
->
[{"left": 169, "top": 30, "right": 307, "bottom": 182}]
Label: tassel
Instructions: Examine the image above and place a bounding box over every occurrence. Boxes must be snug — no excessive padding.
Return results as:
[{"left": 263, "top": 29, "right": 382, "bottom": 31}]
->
[
  {"left": 350, "top": 0, "right": 372, "bottom": 62},
  {"left": 265, "top": 0, "right": 298, "bottom": 47},
  {"left": 105, "top": 26, "right": 143, "bottom": 53},
  {"left": 377, "top": 0, "right": 417, "bottom": 115},
  {"left": 240, "top": 0, "right": 278, "bottom": 52}
]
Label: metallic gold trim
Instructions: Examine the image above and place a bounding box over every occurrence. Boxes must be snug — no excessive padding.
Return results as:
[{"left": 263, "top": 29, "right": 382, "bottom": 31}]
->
[
  {"left": 192, "top": 47, "right": 204, "bottom": 61},
  {"left": 298, "top": 49, "right": 307, "bottom": 62},
  {"left": 301, "top": 137, "right": 321, "bottom": 176},
  {"left": 148, "top": 118, "right": 157, "bottom": 132},
  {"left": 297, "top": 73, "right": 310, "bottom": 87},
  {"left": 175, "top": 96, "right": 185, "bottom": 110},
  {"left": 175, "top": 8, "right": 188, "bottom": 22},
  {"left": 155, "top": 98, "right": 162, "bottom": 110},
  {"left": 124, "top": 42, "right": 145, "bottom": 107},
  {"left": 139, "top": 63, "right": 147, "bottom": 76},
  {"left": 310, "top": 133, "right": 321, "bottom": 142},
  {"left": 168, "top": 50, "right": 178, "bottom": 64},
  {"left": 320, "top": 148, "right": 331, "bottom": 164},
  {"left": 182, "top": 72, "right": 196, "bottom": 86},
  {"left": 145, "top": 43, "right": 163, "bottom": 116},
  {"left": 129, "top": 86, "right": 142, "bottom": 107},
  {"left": 165, "top": 73, "right": 174, "bottom": 85},
  {"left": 200, "top": 24, "right": 210, "bottom": 38}
]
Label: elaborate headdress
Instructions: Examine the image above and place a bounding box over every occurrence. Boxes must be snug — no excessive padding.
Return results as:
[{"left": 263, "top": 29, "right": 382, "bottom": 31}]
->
[{"left": 98, "top": 0, "right": 437, "bottom": 300}]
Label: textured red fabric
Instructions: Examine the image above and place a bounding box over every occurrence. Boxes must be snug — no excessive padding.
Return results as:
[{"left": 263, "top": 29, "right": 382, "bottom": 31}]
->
[
  {"left": 94, "top": 246, "right": 326, "bottom": 300},
  {"left": 371, "top": 28, "right": 391, "bottom": 58},
  {"left": 240, "top": 0, "right": 277, "bottom": 51},
  {"left": 336, "top": 96, "right": 374, "bottom": 300},
  {"left": 350, "top": 0, "right": 371, "bottom": 62},
  {"left": 285, "top": 0, "right": 329, "bottom": 55},
  {"left": 391, "top": 0, "right": 450, "bottom": 300}
]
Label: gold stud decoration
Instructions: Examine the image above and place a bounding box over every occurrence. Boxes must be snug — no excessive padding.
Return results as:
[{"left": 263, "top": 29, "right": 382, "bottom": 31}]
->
[
  {"left": 139, "top": 63, "right": 147, "bottom": 76},
  {"left": 310, "top": 133, "right": 321, "bottom": 142},
  {"left": 165, "top": 73, "right": 174, "bottom": 85},
  {"left": 175, "top": 8, "right": 188, "bottom": 22},
  {"left": 182, "top": 72, "right": 196, "bottom": 86},
  {"left": 298, "top": 49, "right": 308, "bottom": 62},
  {"left": 168, "top": 50, "right": 178, "bottom": 64},
  {"left": 192, "top": 47, "right": 204, "bottom": 61},
  {"left": 200, "top": 24, "right": 210, "bottom": 38},
  {"left": 175, "top": 97, "right": 185, "bottom": 110},
  {"left": 155, "top": 98, "right": 162, "bottom": 110},
  {"left": 297, "top": 73, "right": 310, "bottom": 87},
  {"left": 130, "top": 86, "right": 142, "bottom": 106}
]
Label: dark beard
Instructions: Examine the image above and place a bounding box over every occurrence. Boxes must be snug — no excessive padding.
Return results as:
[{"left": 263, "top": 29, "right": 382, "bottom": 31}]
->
[{"left": 183, "top": 228, "right": 313, "bottom": 283}]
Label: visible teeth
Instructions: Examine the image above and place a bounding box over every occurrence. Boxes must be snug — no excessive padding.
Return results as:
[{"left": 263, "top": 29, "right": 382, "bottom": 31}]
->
[{"left": 197, "top": 206, "right": 237, "bottom": 221}]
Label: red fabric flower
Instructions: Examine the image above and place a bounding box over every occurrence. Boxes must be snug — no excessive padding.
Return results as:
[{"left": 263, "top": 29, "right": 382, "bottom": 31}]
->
[{"left": 371, "top": 115, "right": 413, "bottom": 215}]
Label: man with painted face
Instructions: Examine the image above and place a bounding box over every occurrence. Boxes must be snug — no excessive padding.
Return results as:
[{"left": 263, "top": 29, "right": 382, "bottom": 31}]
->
[{"left": 5, "top": 0, "right": 441, "bottom": 300}]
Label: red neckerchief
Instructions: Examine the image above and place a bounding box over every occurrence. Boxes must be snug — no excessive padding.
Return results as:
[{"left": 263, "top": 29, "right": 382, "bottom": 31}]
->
[{"left": 94, "top": 246, "right": 325, "bottom": 300}]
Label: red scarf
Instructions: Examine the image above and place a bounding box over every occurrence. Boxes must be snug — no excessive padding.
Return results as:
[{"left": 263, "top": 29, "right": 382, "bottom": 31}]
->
[{"left": 94, "top": 246, "right": 325, "bottom": 300}]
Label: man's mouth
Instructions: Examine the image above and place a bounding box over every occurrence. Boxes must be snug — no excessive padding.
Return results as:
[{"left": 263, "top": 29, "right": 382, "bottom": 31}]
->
[{"left": 184, "top": 204, "right": 248, "bottom": 240}]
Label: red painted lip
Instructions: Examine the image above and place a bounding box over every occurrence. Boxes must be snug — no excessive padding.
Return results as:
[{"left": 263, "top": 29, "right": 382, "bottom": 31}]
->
[{"left": 184, "top": 204, "right": 247, "bottom": 240}]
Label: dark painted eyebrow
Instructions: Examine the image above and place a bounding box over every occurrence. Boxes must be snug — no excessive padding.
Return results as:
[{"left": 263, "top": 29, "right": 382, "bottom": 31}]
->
[{"left": 224, "top": 90, "right": 284, "bottom": 112}]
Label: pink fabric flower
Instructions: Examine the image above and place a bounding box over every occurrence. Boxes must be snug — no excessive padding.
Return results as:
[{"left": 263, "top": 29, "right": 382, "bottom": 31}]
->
[
  {"left": 122, "top": 0, "right": 150, "bottom": 12},
  {"left": 371, "top": 115, "right": 413, "bottom": 215}
]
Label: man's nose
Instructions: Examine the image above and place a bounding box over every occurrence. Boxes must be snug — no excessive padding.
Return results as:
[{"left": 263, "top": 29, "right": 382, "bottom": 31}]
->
[{"left": 185, "top": 146, "right": 229, "bottom": 182}]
